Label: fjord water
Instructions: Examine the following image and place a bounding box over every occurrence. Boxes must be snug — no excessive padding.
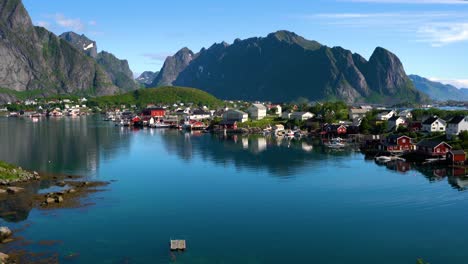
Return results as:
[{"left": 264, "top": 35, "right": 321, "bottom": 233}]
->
[{"left": 1, "top": 116, "right": 468, "bottom": 263}]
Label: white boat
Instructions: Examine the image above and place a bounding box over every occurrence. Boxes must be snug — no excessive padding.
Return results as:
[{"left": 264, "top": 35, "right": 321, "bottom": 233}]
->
[
  {"left": 325, "top": 138, "right": 346, "bottom": 149},
  {"left": 375, "top": 156, "right": 392, "bottom": 163}
]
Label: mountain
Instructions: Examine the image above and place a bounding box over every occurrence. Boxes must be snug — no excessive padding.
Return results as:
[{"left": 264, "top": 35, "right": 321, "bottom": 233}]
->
[
  {"left": 0, "top": 0, "right": 119, "bottom": 103},
  {"left": 152, "top": 47, "right": 194, "bottom": 87},
  {"left": 95, "top": 51, "right": 139, "bottom": 91},
  {"left": 59, "top": 32, "right": 97, "bottom": 58},
  {"left": 59, "top": 32, "right": 139, "bottom": 91},
  {"left": 153, "top": 30, "right": 427, "bottom": 104},
  {"left": 409, "top": 75, "right": 468, "bottom": 102},
  {"left": 136, "top": 71, "right": 159, "bottom": 86}
]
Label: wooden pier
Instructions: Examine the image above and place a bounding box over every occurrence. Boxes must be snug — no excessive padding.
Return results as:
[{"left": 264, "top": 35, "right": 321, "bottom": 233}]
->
[{"left": 170, "top": 240, "right": 186, "bottom": 251}]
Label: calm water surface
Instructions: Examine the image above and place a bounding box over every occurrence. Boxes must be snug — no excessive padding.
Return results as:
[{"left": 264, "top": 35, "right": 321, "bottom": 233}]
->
[{"left": 0, "top": 116, "right": 467, "bottom": 263}]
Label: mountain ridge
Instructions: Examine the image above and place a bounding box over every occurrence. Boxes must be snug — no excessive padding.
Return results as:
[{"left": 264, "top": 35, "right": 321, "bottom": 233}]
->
[{"left": 152, "top": 30, "right": 427, "bottom": 104}]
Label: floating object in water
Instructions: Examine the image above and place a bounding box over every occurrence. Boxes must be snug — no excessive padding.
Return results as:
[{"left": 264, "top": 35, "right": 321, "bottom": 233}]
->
[{"left": 170, "top": 240, "right": 186, "bottom": 251}]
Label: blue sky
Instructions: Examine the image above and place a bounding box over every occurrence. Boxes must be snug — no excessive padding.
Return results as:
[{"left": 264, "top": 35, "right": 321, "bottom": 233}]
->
[{"left": 23, "top": 0, "right": 468, "bottom": 87}]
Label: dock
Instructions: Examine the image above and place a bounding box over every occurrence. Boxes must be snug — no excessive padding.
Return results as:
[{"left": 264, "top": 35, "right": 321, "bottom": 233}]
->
[{"left": 170, "top": 240, "right": 186, "bottom": 251}]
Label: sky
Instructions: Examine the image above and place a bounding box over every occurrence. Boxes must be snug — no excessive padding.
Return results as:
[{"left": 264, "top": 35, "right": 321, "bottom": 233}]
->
[{"left": 23, "top": 0, "right": 468, "bottom": 88}]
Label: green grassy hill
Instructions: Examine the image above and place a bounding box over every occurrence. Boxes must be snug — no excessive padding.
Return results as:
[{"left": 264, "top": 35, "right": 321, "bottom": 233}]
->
[{"left": 88, "top": 86, "right": 223, "bottom": 108}]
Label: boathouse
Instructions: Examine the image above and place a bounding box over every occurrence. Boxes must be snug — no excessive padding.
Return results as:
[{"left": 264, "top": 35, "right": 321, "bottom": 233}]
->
[
  {"left": 416, "top": 139, "right": 452, "bottom": 156},
  {"left": 447, "top": 150, "right": 466, "bottom": 164},
  {"left": 142, "top": 107, "right": 166, "bottom": 118},
  {"left": 219, "top": 120, "right": 238, "bottom": 129},
  {"left": 380, "top": 135, "right": 414, "bottom": 153}
]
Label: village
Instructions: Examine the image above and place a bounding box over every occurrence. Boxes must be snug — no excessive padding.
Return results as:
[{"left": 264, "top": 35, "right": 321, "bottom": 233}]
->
[{"left": 2, "top": 97, "right": 468, "bottom": 166}]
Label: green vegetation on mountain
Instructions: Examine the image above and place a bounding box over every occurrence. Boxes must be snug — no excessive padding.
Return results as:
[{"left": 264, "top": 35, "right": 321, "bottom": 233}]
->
[{"left": 88, "top": 86, "right": 223, "bottom": 108}]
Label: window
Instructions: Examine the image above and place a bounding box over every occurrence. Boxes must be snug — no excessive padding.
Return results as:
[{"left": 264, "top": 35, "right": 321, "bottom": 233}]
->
[{"left": 402, "top": 139, "right": 406, "bottom": 143}]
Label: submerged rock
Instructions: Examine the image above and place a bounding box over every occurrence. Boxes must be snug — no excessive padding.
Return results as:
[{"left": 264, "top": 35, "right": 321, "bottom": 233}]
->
[
  {"left": 0, "top": 227, "right": 12, "bottom": 243},
  {"left": 0, "top": 252, "right": 8, "bottom": 262},
  {"left": 6, "top": 187, "right": 24, "bottom": 194}
]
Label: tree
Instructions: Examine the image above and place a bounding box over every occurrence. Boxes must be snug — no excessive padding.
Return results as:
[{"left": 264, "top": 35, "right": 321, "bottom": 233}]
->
[{"left": 360, "top": 117, "right": 371, "bottom": 134}]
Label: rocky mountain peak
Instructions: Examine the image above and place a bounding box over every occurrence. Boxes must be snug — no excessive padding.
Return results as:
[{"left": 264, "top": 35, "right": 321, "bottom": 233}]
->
[
  {"left": 59, "top": 31, "right": 98, "bottom": 58},
  {"left": 151, "top": 47, "right": 195, "bottom": 87},
  {"left": 0, "top": 0, "right": 33, "bottom": 33}
]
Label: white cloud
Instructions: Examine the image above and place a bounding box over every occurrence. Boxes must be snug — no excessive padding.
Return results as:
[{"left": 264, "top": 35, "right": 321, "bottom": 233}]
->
[
  {"left": 418, "top": 23, "right": 468, "bottom": 46},
  {"left": 52, "top": 13, "right": 85, "bottom": 32},
  {"left": 429, "top": 77, "right": 468, "bottom": 88},
  {"left": 88, "top": 20, "right": 97, "bottom": 26},
  {"left": 298, "top": 11, "right": 468, "bottom": 46}
]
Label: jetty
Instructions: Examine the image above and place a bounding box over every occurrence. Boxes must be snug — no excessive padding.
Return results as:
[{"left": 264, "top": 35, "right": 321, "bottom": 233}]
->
[{"left": 170, "top": 240, "right": 186, "bottom": 251}]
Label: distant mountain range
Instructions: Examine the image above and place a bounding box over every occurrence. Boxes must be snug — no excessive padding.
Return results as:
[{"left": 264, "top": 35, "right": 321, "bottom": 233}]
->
[
  {"left": 151, "top": 30, "right": 428, "bottom": 104},
  {"left": 0, "top": 0, "right": 137, "bottom": 103},
  {"left": 409, "top": 75, "right": 468, "bottom": 102},
  {"left": 136, "top": 71, "right": 159, "bottom": 87}
]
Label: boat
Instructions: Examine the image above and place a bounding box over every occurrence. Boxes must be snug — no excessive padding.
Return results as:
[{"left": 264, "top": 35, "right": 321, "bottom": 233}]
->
[
  {"left": 325, "top": 138, "right": 346, "bottom": 149},
  {"left": 375, "top": 156, "right": 392, "bottom": 163}
]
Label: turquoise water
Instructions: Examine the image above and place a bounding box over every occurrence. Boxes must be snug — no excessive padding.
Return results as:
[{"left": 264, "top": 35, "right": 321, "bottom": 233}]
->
[{"left": 1, "top": 116, "right": 468, "bottom": 263}]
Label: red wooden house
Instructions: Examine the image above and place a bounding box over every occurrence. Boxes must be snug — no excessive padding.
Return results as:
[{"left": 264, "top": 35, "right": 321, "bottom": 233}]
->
[
  {"left": 219, "top": 120, "right": 238, "bottom": 129},
  {"left": 323, "top": 124, "right": 347, "bottom": 136},
  {"left": 447, "top": 150, "right": 466, "bottom": 164},
  {"left": 380, "top": 135, "right": 414, "bottom": 153},
  {"left": 142, "top": 107, "right": 166, "bottom": 118},
  {"left": 416, "top": 139, "right": 452, "bottom": 156}
]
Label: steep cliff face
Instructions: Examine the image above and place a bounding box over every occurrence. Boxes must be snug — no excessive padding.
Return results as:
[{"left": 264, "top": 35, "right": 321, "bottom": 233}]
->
[
  {"left": 59, "top": 32, "right": 138, "bottom": 91},
  {"left": 155, "top": 30, "right": 427, "bottom": 104},
  {"left": 0, "top": 0, "right": 118, "bottom": 99},
  {"left": 59, "top": 31, "right": 97, "bottom": 58},
  {"left": 96, "top": 51, "right": 138, "bottom": 91},
  {"left": 151, "top": 47, "right": 194, "bottom": 87}
]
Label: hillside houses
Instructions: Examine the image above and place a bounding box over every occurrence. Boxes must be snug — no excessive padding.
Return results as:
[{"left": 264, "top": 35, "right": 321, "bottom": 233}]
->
[
  {"left": 349, "top": 108, "right": 370, "bottom": 120},
  {"left": 447, "top": 116, "right": 468, "bottom": 139},
  {"left": 223, "top": 109, "right": 248, "bottom": 123},
  {"left": 247, "top": 104, "right": 267, "bottom": 120},
  {"left": 290, "top": 112, "right": 314, "bottom": 121},
  {"left": 377, "top": 110, "right": 396, "bottom": 121},
  {"left": 422, "top": 116, "right": 446, "bottom": 133},
  {"left": 388, "top": 116, "right": 406, "bottom": 130}
]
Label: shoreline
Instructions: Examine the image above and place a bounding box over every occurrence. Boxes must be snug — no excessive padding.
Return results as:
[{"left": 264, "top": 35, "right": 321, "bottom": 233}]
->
[{"left": 0, "top": 161, "right": 111, "bottom": 263}]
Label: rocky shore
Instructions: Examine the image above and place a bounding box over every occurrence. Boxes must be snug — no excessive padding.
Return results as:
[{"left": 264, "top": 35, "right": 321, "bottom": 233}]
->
[{"left": 0, "top": 161, "right": 111, "bottom": 263}]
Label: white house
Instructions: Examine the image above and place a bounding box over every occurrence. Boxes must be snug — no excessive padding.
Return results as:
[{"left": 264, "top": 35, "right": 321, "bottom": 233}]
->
[
  {"left": 377, "top": 110, "right": 396, "bottom": 121},
  {"left": 447, "top": 115, "right": 468, "bottom": 138},
  {"left": 223, "top": 109, "right": 248, "bottom": 123},
  {"left": 290, "top": 112, "right": 314, "bottom": 121},
  {"left": 247, "top": 104, "right": 267, "bottom": 120},
  {"left": 190, "top": 109, "right": 211, "bottom": 120},
  {"left": 422, "top": 116, "right": 446, "bottom": 133},
  {"left": 348, "top": 108, "right": 370, "bottom": 120},
  {"left": 398, "top": 109, "right": 413, "bottom": 119},
  {"left": 268, "top": 104, "right": 282, "bottom": 116},
  {"left": 388, "top": 115, "right": 406, "bottom": 130}
]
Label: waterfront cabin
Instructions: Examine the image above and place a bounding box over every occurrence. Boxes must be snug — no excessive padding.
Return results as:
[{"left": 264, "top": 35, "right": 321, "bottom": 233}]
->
[
  {"left": 142, "top": 107, "right": 166, "bottom": 118},
  {"left": 422, "top": 116, "right": 446, "bottom": 133},
  {"left": 446, "top": 115, "right": 468, "bottom": 139},
  {"left": 388, "top": 116, "right": 406, "bottom": 131},
  {"left": 190, "top": 109, "right": 211, "bottom": 120},
  {"left": 447, "top": 150, "right": 466, "bottom": 164},
  {"left": 222, "top": 110, "right": 248, "bottom": 123},
  {"left": 219, "top": 120, "right": 238, "bottom": 129},
  {"left": 416, "top": 139, "right": 452, "bottom": 156},
  {"left": 323, "top": 124, "right": 347, "bottom": 136},
  {"left": 247, "top": 104, "right": 267, "bottom": 120},
  {"left": 273, "top": 124, "right": 285, "bottom": 133},
  {"left": 290, "top": 112, "right": 314, "bottom": 121},
  {"left": 380, "top": 135, "right": 414, "bottom": 153}
]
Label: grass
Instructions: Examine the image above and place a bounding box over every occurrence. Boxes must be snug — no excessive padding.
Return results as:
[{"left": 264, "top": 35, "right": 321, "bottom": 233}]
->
[
  {"left": 0, "top": 87, "right": 44, "bottom": 100},
  {"left": 88, "top": 86, "right": 223, "bottom": 108},
  {"left": 0, "top": 160, "right": 24, "bottom": 181},
  {"left": 237, "top": 116, "right": 285, "bottom": 129}
]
